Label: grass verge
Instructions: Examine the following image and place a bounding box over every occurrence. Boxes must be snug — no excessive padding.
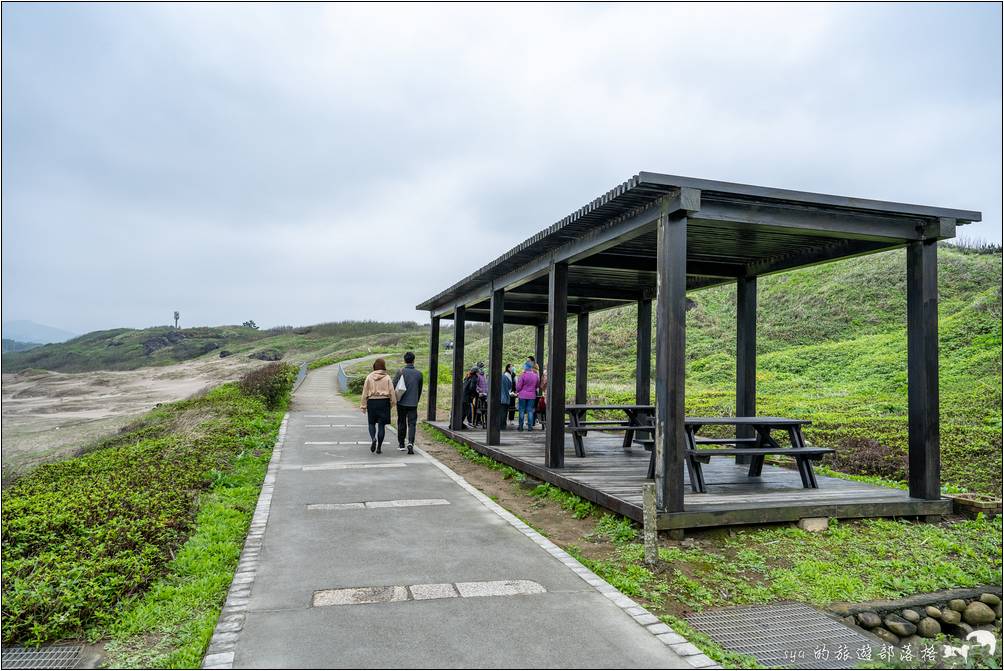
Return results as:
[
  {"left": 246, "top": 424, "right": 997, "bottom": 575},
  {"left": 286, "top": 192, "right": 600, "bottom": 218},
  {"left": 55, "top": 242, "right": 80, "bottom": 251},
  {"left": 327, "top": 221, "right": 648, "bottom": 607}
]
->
[
  {"left": 1, "top": 365, "right": 293, "bottom": 666},
  {"left": 100, "top": 443, "right": 275, "bottom": 667}
]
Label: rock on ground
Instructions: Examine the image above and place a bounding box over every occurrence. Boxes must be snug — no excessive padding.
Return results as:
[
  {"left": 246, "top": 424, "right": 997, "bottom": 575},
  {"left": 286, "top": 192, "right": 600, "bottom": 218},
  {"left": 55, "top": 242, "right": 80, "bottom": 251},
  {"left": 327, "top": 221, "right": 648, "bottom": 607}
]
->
[
  {"left": 884, "top": 614, "right": 917, "bottom": 637},
  {"left": 796, "top": 517, "right": 828, "bottom": 532},
  {"left": 948, "top": 598, "right": 967, "bottom": 612},
  {"left": 857, "top": 611, "right": 882, "bottom": 628},
  {"left": 916, "top": 617, "right": 941, "bottom": 638},
  {"left": 963, "top": 601, "right": 996, "bottom": 625}
]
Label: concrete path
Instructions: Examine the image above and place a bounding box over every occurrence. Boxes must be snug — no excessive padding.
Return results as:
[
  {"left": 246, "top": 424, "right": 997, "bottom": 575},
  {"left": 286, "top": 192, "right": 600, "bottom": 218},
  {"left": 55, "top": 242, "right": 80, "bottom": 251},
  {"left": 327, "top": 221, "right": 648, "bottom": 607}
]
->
[{"left": 214, "top": 364, "right": 700, "bottom": 669}]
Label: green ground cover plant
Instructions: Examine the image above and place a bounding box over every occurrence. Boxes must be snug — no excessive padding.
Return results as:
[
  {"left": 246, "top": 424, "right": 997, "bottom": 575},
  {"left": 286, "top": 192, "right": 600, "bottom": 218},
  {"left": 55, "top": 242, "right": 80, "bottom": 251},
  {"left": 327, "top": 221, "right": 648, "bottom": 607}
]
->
[
  {"left": 575, "top": 517, "right": 1002, "bottom": 612},
  {"left": 0, "top": 365, "right": 290, "bottom": 659}
]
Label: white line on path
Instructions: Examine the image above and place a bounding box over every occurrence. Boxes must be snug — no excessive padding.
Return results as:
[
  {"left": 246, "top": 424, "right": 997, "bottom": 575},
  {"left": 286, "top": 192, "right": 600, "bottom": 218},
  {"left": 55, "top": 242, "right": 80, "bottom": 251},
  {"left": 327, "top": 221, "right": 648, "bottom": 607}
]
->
[
  {"left": 306, "top": 499, "right": 449, "bottom": 511},
  {"left": 305, "top": 441, "right": 371, "bottom": 445},
  {"left": 312, "top": 579, "right": 545, "bottom": 607},
  {"left": 301, "top": 463, "right": 408, "bottom": 471},
  {"left": 304, "top": 424, "right": 369, "bottom": 428}
]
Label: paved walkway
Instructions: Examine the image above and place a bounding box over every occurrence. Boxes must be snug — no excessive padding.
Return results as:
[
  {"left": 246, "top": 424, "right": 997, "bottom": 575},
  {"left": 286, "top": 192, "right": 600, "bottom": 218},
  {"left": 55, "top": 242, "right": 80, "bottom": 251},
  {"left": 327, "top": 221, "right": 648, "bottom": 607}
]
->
[{"left": 211, "top": 364, "right": 702, "bottom": 669}]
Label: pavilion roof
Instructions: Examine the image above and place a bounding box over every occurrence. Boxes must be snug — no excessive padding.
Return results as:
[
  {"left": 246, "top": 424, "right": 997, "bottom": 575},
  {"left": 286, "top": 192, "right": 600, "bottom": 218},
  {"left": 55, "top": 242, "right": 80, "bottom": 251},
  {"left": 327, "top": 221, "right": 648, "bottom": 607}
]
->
[{"left": 417, "top": 172, "right": 981, "bottom": 321}]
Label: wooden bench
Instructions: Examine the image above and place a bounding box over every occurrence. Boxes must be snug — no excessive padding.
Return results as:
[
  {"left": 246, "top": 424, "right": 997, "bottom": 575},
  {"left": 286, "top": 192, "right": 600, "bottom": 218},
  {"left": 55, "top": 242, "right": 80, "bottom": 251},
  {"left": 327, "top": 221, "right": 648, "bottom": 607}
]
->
[
  {"left": 565, "top": 405, "right": 655, "bottom": 458},
  {"left": 685, "top": 447, "right": 835, "bottom": 493},
  {"left": 565, "top": 423, "right": 653, "bottom": 457}
]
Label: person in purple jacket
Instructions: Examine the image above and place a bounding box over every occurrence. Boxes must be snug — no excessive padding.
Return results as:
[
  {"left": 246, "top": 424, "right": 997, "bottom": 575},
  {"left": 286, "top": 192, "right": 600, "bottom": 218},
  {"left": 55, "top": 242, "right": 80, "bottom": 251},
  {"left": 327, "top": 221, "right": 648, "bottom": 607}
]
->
[
  {"left": 476, "top": 362, "right": 488, "bottom": 397},
  {"left": 515, "top": 361, "right": 540, "bottom": 431}
]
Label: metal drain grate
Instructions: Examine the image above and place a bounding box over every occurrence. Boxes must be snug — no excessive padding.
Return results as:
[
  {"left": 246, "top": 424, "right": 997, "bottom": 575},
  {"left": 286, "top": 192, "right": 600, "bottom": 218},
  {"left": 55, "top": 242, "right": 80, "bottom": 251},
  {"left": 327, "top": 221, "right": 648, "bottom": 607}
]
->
[
  {"left": 687, "top": 603, "right": 880, "bottom": 669},
  {"left": 1, "top": 644, "right": 83, "bottom": 670}
]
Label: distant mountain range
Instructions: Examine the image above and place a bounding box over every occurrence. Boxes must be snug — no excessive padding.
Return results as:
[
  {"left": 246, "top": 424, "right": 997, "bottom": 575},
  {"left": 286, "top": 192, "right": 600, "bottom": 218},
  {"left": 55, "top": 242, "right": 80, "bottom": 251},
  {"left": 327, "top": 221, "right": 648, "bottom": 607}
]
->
[
  {"left": 2, "top": 320, "right": 77, "bottom": 344},
  {"left": 2, "top": 339, "right": 43, "bottom": 353}
]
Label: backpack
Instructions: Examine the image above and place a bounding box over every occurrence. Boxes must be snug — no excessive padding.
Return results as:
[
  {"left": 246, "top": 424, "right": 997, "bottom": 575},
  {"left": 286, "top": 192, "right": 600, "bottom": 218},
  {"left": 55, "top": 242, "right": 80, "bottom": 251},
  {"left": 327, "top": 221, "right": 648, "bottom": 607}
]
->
[{"left": 395, "top": 369, "right": 408, "bottom": 401}]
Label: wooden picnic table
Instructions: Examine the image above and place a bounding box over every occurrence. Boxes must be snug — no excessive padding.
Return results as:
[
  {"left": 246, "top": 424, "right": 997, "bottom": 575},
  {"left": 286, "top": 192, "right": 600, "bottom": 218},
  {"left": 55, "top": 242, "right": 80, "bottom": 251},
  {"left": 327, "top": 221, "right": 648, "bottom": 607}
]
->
[
  {"left": 565, "top": 404, "right": 655, "bottom": 457},
  {"left": 564, "top": 407, "right": 833, "bottom": 492}
]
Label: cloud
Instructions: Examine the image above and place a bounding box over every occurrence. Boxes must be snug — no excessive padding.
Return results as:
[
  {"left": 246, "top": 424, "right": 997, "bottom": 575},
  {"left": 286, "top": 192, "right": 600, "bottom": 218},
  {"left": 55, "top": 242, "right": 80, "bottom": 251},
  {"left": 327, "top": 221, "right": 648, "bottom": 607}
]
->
[{"left": 2, "top": 3, "right": 1000, "bottom": 333}]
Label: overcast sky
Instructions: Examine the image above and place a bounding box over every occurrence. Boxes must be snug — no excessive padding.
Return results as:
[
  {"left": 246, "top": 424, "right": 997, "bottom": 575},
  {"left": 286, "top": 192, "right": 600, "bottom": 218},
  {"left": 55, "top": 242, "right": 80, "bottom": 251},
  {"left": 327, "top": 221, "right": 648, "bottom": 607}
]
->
[{"left": 3, "top": 3, "right": 1001, "bottom": 335}]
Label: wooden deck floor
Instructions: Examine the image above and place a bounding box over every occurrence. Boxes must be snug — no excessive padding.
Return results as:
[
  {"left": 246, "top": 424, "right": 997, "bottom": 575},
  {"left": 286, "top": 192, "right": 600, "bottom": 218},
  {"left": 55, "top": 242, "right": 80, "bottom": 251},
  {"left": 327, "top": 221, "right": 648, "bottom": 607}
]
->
[{"left": 427, "top": 422, "right": 951, "bottom": 530}]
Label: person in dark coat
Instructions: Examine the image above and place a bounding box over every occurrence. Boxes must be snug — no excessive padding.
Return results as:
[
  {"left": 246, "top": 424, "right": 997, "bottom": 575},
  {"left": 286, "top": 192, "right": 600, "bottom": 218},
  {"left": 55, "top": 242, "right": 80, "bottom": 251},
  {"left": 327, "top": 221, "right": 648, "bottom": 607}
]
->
[
  {"left": 393, "top": 351, "right": 423, "bottom": 454},
  {"left": 462, "top": 366, "right": 480, "bottom": 429},
  {"left": 504, "top": 363, "right": 517, "bottom": 424},
  {"left": 499, "top": 367, "right": 514, "bottom": 431}
]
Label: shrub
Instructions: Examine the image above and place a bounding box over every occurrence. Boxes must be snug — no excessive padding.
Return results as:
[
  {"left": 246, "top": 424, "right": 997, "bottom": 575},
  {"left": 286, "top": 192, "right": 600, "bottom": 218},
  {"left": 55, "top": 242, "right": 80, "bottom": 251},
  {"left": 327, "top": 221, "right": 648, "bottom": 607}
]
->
[
  {"left": 823, "top": 436, "right": 908, "bottom": 481},
  {"left": 346, "top": 375, "right": 366, "bottom": 394},
  {"left": 238, "top": 362, "right": 297, "bottom": 409},
  {"left": 247, "top": 348, "right": 282, "bottom": 361},
  {"left": 0, "top": 384, "right": 285, "bottom": 646}
]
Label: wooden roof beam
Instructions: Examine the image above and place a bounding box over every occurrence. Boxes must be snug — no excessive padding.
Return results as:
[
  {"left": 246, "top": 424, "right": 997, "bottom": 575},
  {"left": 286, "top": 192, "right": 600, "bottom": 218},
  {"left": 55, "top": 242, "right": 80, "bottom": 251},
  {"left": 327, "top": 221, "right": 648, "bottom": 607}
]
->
[
  {"left": 692, "top": 197, "right": 948, "bottom": 243},
  {"left": 426, "top": 189, "right": 698, "bottom": 315},
  {"left": 573, "top": 252, "right": 743, "bottom": 278}
]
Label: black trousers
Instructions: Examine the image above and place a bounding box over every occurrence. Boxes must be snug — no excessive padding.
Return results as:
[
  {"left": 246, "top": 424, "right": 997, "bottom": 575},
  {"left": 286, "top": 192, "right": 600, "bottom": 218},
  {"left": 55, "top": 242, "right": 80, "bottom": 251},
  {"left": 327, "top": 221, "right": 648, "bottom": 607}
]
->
[
  {"left": 463, "top": 394, "right": 475, "bottom": 425},
  {"left": 397, "top": 405, "right": 418, "bottom": 446}
]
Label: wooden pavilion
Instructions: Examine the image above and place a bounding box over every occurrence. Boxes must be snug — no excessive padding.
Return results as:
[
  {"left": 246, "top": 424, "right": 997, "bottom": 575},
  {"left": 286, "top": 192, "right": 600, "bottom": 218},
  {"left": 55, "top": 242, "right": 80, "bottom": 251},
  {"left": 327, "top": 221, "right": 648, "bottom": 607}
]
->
[{"left": 416, "top": 173, "right": 981, "bottom": 531}]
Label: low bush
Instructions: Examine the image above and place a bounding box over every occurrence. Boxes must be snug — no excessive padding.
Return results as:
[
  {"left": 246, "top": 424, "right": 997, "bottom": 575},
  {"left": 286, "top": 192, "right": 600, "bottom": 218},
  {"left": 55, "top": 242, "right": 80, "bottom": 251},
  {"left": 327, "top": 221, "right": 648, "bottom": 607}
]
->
[
  {"left": 0, "top": 383, "right": 287, "bottom": 646},
  {"left": 247, "top": 348, "right": 283, "bottom": 362},
  {"left": 238, "top": 362, "right": 297, "bottom": 409},
  {"left": 346, "top": 375, "right": 366, "bottom": 395}
]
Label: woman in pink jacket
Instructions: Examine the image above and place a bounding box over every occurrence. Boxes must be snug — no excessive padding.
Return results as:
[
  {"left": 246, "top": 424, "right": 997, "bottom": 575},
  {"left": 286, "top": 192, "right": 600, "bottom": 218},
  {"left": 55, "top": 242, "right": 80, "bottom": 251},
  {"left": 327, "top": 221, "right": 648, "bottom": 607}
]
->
[{"left": 515, "top": 362, "right": 540, "bottom": 431}]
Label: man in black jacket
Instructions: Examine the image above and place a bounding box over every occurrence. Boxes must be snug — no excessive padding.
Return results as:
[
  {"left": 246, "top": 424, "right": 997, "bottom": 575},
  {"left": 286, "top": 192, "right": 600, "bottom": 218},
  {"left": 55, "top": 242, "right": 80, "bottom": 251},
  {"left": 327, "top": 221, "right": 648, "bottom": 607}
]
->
[{"left": 393, "top": 352, "right": 423, "bottom": 454}]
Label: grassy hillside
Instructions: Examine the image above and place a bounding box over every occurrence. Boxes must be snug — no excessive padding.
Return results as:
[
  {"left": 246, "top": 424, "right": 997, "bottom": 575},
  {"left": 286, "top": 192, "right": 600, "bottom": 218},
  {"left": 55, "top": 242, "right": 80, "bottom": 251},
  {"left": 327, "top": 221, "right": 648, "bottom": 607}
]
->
[
  {"left": 1, "top": 321, "right": 427, "bottom": 373},
  {"left": 411, "top": 246, "right": 1002, "bottom": 495}
]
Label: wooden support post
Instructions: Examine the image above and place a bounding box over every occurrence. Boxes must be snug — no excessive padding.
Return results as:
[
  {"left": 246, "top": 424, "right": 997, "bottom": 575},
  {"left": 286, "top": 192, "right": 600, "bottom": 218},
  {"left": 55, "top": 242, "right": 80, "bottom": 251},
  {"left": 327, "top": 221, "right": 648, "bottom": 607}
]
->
[
  {"left": 907, "top": 240, "right": 940, "bottom": 500},
  {"left": 655, "top": 212, "right": 687, "bottom": 513},
  {"left": 735, "top": 277, "right": 757, "bottom": 464},
  {"left": 535, "top": 323, "right": 545, "bottom": 370},
  {"left": 642, "top": 483, "right": 658, "bottom": 564},
  {"left": 487, "top": 288, "right": 505, "bottom": 445},
  {"left": 545, "top": 262, "right": 568, "bottom": 469},
  {"left": 449, "top": 306, "right": 466, "bottom": 431},
  {"left": 427, "top": 315, "right": 440, "bottom": 421},
  {"left": 575, "top": 312, "right": 589, "bottom": 404},
  {"left": 636, "top": 299, "right": 652, "bottom": 405}
]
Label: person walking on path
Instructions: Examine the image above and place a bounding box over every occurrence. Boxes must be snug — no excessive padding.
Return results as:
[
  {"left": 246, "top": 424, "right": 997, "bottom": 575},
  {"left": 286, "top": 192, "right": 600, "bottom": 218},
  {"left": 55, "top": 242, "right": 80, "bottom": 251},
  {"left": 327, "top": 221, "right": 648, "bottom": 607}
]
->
[
  {"left": 499, "top": 366, "right": 514, "bottom": 432},
  {"left": 393, "top": 351, "right": 423, "bottom": 454},
  {"left": 516, "top": 362, "right": 540, "bottom": 431},
  {"left": 360, "top": 358, "right": 396, "bottom": 453}
]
